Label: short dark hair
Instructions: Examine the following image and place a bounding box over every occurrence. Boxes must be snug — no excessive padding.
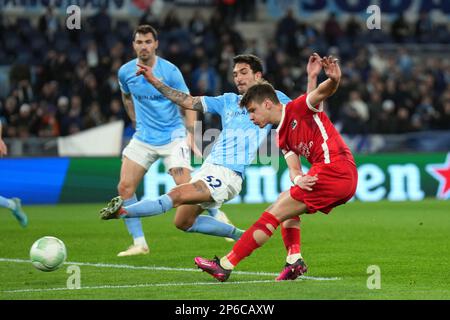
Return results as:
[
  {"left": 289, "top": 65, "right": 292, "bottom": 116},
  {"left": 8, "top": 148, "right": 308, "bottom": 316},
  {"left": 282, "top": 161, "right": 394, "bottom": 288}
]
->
[
  {"left": 240, "top": 81, "right": 280, "bottom": 108},
  {"left": 233, "top": 54, "right": 264, "bottom": 74},
  {"left": 133, "top": 25, "right": 158, "bottom": 41}
]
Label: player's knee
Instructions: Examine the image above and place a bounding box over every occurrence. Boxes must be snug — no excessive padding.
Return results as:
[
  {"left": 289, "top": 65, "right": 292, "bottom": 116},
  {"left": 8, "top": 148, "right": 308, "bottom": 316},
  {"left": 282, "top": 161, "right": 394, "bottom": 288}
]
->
[{"left": 173, "top": 216, "right": 193, "bottom": 231}]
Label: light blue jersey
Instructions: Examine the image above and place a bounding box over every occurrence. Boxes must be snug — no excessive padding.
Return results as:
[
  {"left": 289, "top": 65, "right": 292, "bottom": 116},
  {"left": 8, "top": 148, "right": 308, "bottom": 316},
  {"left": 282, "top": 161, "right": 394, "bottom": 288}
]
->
[
  {"left": 118, "top": 57, "right": 189, "bottom": 146},
  {"left": 201, "top": 90, "right": 291, "bottom": 176}
]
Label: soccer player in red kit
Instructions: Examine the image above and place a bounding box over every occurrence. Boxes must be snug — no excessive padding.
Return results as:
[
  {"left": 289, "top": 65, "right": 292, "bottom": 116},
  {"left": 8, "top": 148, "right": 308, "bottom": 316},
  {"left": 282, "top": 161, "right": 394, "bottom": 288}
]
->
[{"left": 194, "top": 56, "right": 358, "bottom": 282}]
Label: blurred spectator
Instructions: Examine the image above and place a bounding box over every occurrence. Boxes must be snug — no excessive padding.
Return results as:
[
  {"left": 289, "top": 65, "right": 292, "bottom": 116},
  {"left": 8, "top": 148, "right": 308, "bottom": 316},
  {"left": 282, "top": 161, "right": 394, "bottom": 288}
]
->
[
  {"left": 91, "top": 6, "right": 111, "bottom": 42},
  {"left": 275, "top": 9, "right": 298, "bottom": 56},
  {"left": 391, "top": 13, "right": 410, "bottom": 43},
  {"left": 83, "top": 101, "right": 105, "bottom": 129},
  {"left": 345, "top": 16, "right": 361, "bottom": 40},
  {"left": 377, "top": 100, "right": 398, "bottom": 134},
  {"left": 191, "top": 62, "right": 218, "bottom": 96},
  {"left": 218, "top": 0, "right": 237, "bottom": 24},
  {"left": 324, "top": 13, "right": 343, "bottom": 46},
  {"left": 139, "top": 7, "right": 160, "bottom": 31},
  {"left": 86, "top": 41, "right": 99, "bottom": 69},
  {"left": 415, "top": 11, "right": 433, "bottom": 42},
  {"left": 162, "top": 8, "right": 182, "bottom": 32},
  {"left": 38, "top": 6, "right": 59, "bottom": 42}
]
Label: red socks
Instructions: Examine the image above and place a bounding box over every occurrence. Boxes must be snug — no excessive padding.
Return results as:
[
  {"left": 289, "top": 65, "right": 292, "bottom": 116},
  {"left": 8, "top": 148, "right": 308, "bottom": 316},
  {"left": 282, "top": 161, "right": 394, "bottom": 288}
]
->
[
  {"left": 226, "top": 212, "right": 280, "bottom": 266},
  {"left": 281, "top": 216, "right": 301, "bottom": 256}
]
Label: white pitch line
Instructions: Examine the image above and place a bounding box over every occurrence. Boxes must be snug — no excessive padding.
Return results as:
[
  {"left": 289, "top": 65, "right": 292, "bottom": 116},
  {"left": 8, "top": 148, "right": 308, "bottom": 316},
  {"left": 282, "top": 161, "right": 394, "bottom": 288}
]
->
[
  {"left": 0, "top": 258, "right": 342, "bottom": 281},
  {"left": 4, "top": 280, "right": 278, "bottom": 293}
]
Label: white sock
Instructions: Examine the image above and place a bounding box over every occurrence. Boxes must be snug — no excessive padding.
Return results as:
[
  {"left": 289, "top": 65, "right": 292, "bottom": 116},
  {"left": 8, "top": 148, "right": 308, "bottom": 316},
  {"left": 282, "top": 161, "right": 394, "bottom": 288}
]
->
[
  {"left": 133, "top": 236, "right": 148, "bottom": 248},
  {"left": 220, "top": 256, "right": 235, "bottom": 270},
  {"left": 286, "top": 253, "right": 302, "bottom": 264}
]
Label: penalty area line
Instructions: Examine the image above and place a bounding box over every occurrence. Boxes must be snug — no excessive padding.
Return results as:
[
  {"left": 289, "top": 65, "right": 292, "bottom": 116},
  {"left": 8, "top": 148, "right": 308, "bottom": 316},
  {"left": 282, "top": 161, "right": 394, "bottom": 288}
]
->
[{"left": 0, "top": 257, "right": 342, "bottom": 282}]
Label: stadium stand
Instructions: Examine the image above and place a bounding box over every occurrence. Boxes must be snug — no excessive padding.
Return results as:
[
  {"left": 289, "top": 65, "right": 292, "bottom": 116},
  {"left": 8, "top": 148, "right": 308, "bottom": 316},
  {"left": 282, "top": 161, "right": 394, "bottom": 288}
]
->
[{"left": 0, "top": 2, "right": 449, "bottom": 156}]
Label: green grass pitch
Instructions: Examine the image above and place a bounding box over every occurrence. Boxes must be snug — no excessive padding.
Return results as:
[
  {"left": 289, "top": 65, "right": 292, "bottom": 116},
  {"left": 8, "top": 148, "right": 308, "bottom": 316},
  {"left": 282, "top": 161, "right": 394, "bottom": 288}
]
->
[{"left": 0, "top": 199, "right": 449, "bottom": 300}]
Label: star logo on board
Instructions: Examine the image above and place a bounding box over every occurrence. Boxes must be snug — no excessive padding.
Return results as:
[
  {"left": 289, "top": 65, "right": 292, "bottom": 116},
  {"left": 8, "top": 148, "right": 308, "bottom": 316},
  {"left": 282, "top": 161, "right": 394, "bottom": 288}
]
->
[{"left": 426, "top": 153, "right": 450, "bottom": 200}]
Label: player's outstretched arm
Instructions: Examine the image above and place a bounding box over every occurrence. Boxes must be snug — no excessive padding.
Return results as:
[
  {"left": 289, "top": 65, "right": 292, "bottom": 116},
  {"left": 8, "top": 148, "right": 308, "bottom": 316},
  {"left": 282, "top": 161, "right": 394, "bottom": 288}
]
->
[
  {"left": 136, "top": 63, "right": 204, "bottom": 113},
  {"left": 306, "top": 53, "right": 322, "bottom": 94},
  {"left": 307, "top": 56, "right": 341, "bottom": 107}
]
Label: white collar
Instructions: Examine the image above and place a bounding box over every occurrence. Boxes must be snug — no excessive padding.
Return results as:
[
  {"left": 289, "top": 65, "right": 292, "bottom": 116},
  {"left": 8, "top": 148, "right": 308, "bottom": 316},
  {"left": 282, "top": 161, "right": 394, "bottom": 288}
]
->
[{"left": 276, "top": 104, "right": 286, "bottom": 133}]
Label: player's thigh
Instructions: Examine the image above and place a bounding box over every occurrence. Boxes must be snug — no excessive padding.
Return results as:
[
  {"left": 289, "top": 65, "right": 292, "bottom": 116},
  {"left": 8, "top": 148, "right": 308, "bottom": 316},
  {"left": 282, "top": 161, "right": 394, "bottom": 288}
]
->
[
  {"left": 266, "top": 191, "right": 307, "bottom": 222},
  {"left": 173, "top": 204, "right": 204, "bottom": 230},
  {"left": 168, "top": 180, "right": 214, "bottom": 207}
]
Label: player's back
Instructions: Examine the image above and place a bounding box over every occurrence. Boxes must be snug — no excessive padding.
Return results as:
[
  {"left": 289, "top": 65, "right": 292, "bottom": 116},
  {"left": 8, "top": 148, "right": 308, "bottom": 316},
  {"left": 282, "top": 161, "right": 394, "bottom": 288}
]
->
[
  {"left": 277, "top": 94, "right": 354, "bottom": 166},
  {"left": 118, "top": 57, "right": 189, "bottom": 146}
]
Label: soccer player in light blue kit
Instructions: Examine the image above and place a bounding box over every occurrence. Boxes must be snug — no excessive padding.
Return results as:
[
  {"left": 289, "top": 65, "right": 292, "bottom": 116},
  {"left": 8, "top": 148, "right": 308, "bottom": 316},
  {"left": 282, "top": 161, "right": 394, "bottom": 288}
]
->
[
  {"left": 0, "top": 122, "right": 28, "bottom": 227},
  {"left": 100, "top": 54, "right": 321, "bottom": 249},
  {"left": 112, "top": 25, "right": 232, "bottom": 257}
]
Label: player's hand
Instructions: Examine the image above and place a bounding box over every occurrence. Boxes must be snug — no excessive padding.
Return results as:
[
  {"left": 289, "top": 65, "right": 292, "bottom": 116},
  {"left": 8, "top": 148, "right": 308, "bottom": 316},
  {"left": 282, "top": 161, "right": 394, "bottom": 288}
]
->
[
  {"left": 322, "top": 56, "right": 341, "bottom": 83},
  {"left": 0, "top": 139, "right": 8, "bottom": 157},
  {"left": 136, "top": 63, "right": 157, "bottom": 83},
  {"left": 306, "top": 53, "right": 322, "bottom": 78},
  {"left": 296, "top": 174, "right": 318, "bottom": 191}
]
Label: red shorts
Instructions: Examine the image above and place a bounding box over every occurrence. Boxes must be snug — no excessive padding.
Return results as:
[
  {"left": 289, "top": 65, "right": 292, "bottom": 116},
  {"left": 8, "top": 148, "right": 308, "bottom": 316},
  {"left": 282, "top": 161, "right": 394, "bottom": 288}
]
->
[{"left": 290, "top": 160, "right": 358, "bottom": 214}]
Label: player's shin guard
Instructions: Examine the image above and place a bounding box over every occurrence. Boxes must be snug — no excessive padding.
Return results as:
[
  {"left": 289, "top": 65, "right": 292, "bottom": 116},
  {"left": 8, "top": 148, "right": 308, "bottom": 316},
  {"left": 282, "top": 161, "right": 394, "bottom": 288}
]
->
[
  {"left": 225, "top": 212, "right": 280, "bottom": 267},
  {"left": 281, "top": 216, "right": 301, "bottom": 258}
]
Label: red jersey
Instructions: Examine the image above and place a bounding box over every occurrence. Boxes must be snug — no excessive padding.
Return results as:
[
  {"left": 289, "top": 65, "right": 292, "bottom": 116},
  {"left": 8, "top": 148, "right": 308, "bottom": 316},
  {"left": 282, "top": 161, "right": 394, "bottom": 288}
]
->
[{"left": 277, "top": 94, "right": 355, "bottom": 166}]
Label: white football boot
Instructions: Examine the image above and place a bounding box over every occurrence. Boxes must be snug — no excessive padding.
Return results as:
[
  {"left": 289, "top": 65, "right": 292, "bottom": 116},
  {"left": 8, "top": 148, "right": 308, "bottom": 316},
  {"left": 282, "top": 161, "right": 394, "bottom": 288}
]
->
[{"left": 117, "top": 244, "right": 149, "bottom": 257}]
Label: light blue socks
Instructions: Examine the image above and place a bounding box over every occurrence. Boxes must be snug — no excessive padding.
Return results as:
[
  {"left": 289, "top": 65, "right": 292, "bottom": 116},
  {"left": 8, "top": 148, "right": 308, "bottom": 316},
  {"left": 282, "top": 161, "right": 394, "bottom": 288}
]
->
[
  {"left": 124, "top": 194, "right": 173, "bottom": 218},
  {"left": 123, "top": 195, "right": 144, "bottom": 239},
  {"left": 186, "top": 215, "right": 244, "bottom": 240},
  {"left": 207, "top": 208, "right": 219, "bottom": 217}
]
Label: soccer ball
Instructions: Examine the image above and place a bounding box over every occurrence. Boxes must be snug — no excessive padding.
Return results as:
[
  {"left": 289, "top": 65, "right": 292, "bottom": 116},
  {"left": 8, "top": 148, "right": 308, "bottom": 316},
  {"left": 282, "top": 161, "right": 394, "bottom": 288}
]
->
[{"left": 30, "top": 236, "right": 67, "bottom": 272}]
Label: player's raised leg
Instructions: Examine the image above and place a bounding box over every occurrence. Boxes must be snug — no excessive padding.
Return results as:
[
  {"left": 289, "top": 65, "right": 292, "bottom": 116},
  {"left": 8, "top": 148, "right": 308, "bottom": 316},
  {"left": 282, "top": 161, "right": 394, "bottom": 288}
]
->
[
  {"left": 0, "top": 195, "right": 28, "bottom": 228},
  {"left": 166, "top": 151, "right": 235, "bottom": 239},
  {"left": 195, "top": 191, "right": 307, "bottom": 282},
  {"left": 101, "top": 180, "right": 212, "bottom": 219},
  {"left": 115, "top": 156, "right": 149, "bottom": 256},
  {"left": 169, "top": 167, "right": 238, "bottom": 242}
]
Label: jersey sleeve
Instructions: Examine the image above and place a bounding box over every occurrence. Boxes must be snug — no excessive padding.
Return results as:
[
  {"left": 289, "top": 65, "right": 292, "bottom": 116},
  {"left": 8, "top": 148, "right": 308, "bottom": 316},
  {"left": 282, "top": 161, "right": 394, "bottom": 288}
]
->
[
  {"left": 201, "top": 95, "right": 226, "bottom": 115},
  {"left": 168, "top": 65, "right": 190, "bottom": 94},
  {"left": 290, "top": 94, "right": 323, "bottom": 116},
  {"left": 118, "top": 66, "right": 130, "bottom": 95},
  {"left": 275, "top": 90, "right": 292, "bottom": 105}
]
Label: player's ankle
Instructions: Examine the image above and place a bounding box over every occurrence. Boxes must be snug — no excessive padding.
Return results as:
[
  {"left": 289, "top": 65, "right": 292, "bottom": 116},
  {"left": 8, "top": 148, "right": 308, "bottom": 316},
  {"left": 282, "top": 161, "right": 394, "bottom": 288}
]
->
[
  {"left": 286, "top": 253, "right": 303, "bottom": 264},
  {"left": 133, "top": 236, "right": 148, "bottom": 248},
  {"left": 220, "top": 256, "right": 235, "bottom": 270}
]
